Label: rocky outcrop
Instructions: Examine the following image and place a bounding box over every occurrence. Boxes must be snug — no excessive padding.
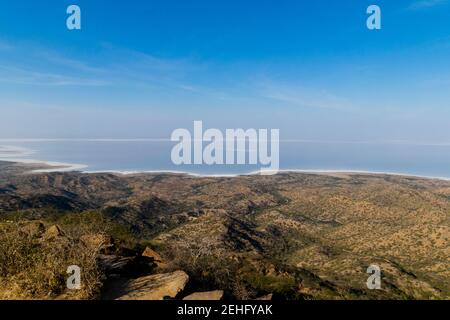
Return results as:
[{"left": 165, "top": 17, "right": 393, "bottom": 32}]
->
[
  {"left": 256, "top": 293, "right": 273, "bottom": 300},
  {"left": 98, "top": 255, "right": 135, "bottom": 273},
  {"left": 142, "top": 247, "right": 165, "bottom": 267},
  {"left": 183, "top": 290, "right": 224, "bottom": 300},
  {"left": 113, "top": 271, "right": 189, "bottom": 300},
  {"left": 98, "top": 254, "right": 155, "bottom": 277},
  {"left": 19, "top": 221, "right": 45, "bottom": 238},
  {"left": 44, "top": 225, "right": 64, "bottom": 239}
]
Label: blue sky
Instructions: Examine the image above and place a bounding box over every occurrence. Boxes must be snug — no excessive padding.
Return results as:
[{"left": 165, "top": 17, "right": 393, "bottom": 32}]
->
[{"left": 0, "top": 0, "right": 450, "bottom": 141}]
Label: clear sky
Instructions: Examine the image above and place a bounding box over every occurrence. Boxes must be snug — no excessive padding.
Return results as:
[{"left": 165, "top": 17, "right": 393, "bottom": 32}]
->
[{"left": 0, "top": 0, "right": 449, "bottom": 142}]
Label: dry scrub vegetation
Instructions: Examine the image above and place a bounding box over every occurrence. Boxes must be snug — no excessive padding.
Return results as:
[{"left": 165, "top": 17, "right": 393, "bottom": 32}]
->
[
  {"left": 0, "top": 211, "right": 132, "bottom": 300},
  {"left": 1, "top": 163, "right": 449, "bottom": 300}
]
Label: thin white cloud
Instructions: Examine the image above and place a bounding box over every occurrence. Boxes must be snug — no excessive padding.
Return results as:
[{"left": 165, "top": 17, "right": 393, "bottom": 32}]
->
[
  {"left": 260, "top": 82, "right": 355, "bottom": 111},
  {"left": 37, "top": 51, "right": 106, "bottom": 74},
  {"left": 0, "top": 39, "right": 14, "bottom": 51},
  {"left": 0, "top": 65, "right": 109, "bottom": 87},
  {"left": 0, "top": 41, "right": 202, "bottom": 90},
  {"left": 408, "top": 0, "right": 447, "bottom": 10}
]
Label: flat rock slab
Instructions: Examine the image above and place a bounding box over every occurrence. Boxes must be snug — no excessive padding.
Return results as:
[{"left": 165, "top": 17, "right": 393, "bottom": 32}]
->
[
  {"left": 114, "top": 271, "right": 189, "bottom": 300},
  {"left": 183, "top": 290, "right": 224, "bottom": 300},
  {"left": 256, "top": 293, "right": 273, "bottom": 300}
]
